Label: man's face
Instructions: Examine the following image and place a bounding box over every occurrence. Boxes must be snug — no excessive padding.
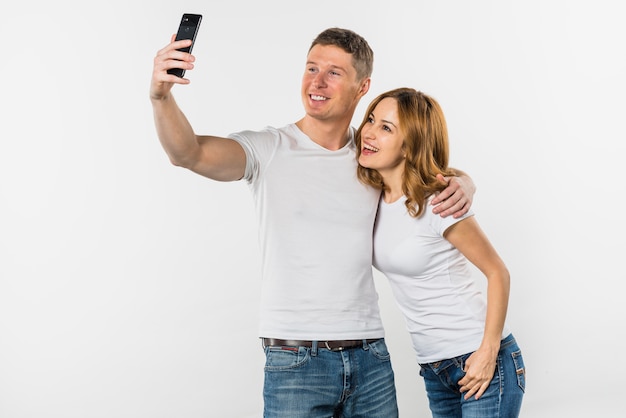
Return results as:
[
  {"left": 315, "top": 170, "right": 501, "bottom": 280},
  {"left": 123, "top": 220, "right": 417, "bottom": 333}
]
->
[{"left": 301, "top": 44, "right": 369, "bottom": 123}]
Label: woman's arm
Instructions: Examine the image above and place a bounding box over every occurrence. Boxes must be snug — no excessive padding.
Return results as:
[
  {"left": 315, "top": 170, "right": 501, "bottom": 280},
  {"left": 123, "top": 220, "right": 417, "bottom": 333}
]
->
[{"left": 444, "top": 216, "right": 510, "bottom": 400}]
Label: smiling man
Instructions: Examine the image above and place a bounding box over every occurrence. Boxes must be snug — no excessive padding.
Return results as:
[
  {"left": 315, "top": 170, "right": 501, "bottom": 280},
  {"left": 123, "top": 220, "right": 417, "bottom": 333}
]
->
[{"left": 150, "top": 27, "right": 474, "bottom": 417}]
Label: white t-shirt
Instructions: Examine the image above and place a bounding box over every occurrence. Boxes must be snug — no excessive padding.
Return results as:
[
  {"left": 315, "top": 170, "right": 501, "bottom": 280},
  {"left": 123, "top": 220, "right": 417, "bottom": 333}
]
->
[
  {"left": 229, "top": 124, "right": 385, "bottom": 340},
  {"left": 373, "top": 196, "right": 509, "bottom": 364}
]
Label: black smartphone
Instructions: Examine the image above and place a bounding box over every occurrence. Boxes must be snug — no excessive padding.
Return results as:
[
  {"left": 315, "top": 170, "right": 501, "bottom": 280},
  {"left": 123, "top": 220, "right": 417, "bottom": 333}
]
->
[{"left": 167, "top": 13, "right": 202, "bottom": 78}]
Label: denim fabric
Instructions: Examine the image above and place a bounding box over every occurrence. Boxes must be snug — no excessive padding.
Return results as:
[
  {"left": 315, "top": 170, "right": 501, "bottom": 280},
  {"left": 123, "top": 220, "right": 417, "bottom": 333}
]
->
[
  {"left": 263, "top": 339, "right": 398, "bottom": 418},
  {"left": 419, "top": 334, "right": 525, "bottom": 418}
]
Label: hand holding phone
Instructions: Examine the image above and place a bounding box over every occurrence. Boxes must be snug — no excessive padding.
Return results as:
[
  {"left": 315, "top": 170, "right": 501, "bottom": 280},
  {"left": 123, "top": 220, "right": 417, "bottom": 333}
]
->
[{"left": 167, "top": 13, "right": 202, "bottom": 78}]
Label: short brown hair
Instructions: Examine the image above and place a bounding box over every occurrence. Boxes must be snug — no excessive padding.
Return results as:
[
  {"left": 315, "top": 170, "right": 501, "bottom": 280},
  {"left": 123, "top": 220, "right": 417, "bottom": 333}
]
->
[{"left": 309, "top": 28, "right": 374, "bottom": 81}]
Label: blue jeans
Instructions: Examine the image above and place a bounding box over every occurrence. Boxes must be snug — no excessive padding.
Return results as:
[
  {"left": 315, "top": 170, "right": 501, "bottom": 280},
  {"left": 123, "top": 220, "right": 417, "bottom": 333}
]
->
[
  {"left": 262, "top": 339, "right": 398, "bottom": 418},
  {"left": 419, "top": 333, "right": 525, "bottom": 418}
]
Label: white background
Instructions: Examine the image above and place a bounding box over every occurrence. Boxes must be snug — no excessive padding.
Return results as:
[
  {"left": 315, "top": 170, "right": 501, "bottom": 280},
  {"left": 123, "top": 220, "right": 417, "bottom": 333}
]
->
[{"left": 1, "top": 0, "right": 624, "bottom": 417}]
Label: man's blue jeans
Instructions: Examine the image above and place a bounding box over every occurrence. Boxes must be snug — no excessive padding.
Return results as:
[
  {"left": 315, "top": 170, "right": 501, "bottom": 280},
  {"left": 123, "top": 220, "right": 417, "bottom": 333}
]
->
[
  {"left": 262, "top": 339, "right": 398, "bottom": 418},
  {"left": 419, "top": 333, "right": 526, "bottom": 418}
]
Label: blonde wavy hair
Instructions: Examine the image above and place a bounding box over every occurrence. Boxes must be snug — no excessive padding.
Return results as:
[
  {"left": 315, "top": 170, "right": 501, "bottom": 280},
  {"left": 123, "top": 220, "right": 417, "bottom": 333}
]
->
[{"left": 356, "top": 88, "right": 455, "bottom": 217}]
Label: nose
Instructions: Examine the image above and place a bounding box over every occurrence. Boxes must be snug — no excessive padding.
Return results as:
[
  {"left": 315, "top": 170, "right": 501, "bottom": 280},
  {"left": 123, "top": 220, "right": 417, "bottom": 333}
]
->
[
  {"left": 313, "top": 72, "right": 326, "bottom": 88},
  {"left": 362, "top": 124, "right": 374, "bottom": 140}
]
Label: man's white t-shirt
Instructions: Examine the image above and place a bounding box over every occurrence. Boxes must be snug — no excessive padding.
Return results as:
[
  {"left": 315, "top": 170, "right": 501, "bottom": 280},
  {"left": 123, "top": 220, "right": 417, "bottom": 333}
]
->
[
  {"left": 373, "top": 196, "right": 510, "bottom": 364},
  {"left": 229, "top": 124, "right": 385, "bottom": 341}
]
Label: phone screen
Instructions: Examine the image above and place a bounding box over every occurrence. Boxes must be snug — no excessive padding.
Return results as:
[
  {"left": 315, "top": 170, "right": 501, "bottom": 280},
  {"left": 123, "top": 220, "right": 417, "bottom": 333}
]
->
[{"left": 168, "top": 13, "right": 202, "bottom": 77}]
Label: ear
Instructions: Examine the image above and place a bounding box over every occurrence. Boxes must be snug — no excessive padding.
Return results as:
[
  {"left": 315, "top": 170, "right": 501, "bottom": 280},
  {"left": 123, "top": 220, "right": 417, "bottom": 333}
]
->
[{"left": 358, "top": 77, "right": 371, "bottom": 97}]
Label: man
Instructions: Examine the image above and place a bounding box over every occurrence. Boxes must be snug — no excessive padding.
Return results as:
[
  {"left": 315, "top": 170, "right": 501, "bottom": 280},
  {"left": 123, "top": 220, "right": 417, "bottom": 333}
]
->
[{"left": 150, "top": 27, "right": 474, "bottom": 417}]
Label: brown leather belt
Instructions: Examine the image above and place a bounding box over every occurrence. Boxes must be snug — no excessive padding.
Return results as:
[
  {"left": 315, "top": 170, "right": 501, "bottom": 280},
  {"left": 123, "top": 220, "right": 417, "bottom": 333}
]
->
[{"left": 262, "top": 338, "right": 380, "bottom": 351}]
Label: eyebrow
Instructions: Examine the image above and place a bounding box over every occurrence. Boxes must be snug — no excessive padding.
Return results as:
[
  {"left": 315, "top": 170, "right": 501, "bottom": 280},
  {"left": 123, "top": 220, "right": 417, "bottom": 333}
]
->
[
  {"left": 306, "top": 61, "right": 348, "bottom": 73},
  {"left": 370, "top": 112, "right": 398, "bottom": 129}
]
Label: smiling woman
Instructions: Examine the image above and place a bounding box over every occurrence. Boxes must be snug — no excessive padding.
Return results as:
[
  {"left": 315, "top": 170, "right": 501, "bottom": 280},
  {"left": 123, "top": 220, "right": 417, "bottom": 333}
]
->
[
  {"left": 357, "top": 89, "right": 456, "bottom": 212},
  {"left": 356, "top": 87, "right": 524, "bottom": 417},
  {"left": 357, "top": 97, "right": 409, "bottom": 200}
]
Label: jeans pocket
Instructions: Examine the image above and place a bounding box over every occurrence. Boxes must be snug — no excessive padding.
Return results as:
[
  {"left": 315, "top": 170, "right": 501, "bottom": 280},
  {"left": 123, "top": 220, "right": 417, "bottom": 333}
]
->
[
  {"left": 511, "top": 349, "right": 526, "bottom": 392},
  {"left": 367, "top": 339, "right": 391, "bottom": 361},
  {"left": 264, "top": 347, "right": 310, "bottom": 371}
]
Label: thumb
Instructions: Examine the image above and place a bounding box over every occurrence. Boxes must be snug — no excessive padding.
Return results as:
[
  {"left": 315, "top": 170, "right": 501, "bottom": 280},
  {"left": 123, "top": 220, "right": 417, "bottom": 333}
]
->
[{"left": 436, "top": 173, "right": 449, "bottom": 185}]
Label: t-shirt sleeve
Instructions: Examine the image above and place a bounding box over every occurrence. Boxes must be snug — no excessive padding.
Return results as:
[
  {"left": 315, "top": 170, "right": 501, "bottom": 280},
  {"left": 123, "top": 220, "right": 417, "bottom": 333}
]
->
[
  {"left": 428, "top": 196, "right": 475, "bottom": 237},
  {"left": 228, "top": 127, "right": 279, "bottom": 184}
]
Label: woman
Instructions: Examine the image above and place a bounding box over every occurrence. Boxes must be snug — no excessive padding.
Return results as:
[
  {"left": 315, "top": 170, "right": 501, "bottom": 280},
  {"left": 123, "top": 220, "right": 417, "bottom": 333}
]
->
[{"left": 356, "top": 88, "right": 525, "bottom": 417}]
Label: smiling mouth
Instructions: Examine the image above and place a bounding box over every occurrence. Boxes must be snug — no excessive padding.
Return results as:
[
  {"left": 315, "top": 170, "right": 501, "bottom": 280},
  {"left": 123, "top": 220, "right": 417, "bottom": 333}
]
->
[
  {"left": 310, "top": 94, "right": 329, "bottom": 101},
  {"left": 363, "top": 143, "right": 379, "bottom": 152}
]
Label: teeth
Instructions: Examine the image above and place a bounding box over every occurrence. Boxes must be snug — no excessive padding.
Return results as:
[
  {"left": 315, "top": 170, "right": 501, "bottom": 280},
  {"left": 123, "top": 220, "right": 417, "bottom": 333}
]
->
[
  {"left": 311, "top": 95, "right": 328, "bottom": 101},
  {"left": 364, "top": 144, "right": 379, "bottom": 152}
]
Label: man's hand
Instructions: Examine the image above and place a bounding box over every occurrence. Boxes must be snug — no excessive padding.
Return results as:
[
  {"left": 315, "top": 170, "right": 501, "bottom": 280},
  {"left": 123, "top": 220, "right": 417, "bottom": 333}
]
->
[
  {"left": 150, "top": 36, "right": 195, "bottom": 101},
  {"left": 431, "top": 173, "right": 476, "bottom": 218}
]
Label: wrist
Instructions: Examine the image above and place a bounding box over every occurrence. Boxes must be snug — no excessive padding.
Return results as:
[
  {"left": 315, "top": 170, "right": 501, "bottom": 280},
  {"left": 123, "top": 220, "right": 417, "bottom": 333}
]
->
[{"left": 150, "top": 92, "right": 171, "bottom": 102}]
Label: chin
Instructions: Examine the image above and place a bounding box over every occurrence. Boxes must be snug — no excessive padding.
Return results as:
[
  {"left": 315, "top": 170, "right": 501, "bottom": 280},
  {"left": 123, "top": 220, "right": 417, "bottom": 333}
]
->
[{"left": 358, "top": 158, "right": 371, "bottom": 169}]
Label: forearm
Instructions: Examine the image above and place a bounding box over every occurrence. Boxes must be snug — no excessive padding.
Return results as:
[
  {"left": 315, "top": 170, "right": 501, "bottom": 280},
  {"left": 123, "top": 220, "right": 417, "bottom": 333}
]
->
[
  {"left": 151, "top": 93, "right": 200, "bottom": 168},
  {"left": 481, "top": 271, "right": 510, "bottom": 349}
]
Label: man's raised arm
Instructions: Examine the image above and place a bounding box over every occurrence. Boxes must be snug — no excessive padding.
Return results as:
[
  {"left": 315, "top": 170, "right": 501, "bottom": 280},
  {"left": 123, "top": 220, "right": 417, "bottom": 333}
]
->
[{"left": 150, "top": 37, "right": 246, "bottom": 182}]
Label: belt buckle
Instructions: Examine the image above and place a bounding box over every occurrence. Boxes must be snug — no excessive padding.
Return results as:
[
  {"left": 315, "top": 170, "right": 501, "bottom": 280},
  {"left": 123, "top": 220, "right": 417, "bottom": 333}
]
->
[{"left": 324, "top": 341, "right": 344, "bottom": 351}]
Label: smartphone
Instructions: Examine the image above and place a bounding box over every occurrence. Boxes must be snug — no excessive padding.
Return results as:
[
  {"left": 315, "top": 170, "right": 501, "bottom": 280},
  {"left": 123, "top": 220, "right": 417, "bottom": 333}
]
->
[{"left": 167, "top": 13, "right": 202, "bottom": 78}]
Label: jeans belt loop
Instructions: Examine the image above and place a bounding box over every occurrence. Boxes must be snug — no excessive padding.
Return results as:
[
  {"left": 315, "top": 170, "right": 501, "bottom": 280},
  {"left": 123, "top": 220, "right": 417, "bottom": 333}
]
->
[
  {"left": 362, "top": 339, "right": 369, "bottom": 350},
  {"left": 311, "top": 340, "right": 318, "bottom": 357}
]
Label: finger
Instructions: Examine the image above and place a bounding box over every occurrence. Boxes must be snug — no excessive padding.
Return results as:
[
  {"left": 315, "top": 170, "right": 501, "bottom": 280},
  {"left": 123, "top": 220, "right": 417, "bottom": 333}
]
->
[
  {"left": 445, "top": 201, "right": 469, "bottom": 219},
  {"left": 436, "top": 173, "right": 449, "bottom": 185},
  {"left": 431, "top": 190, "right": 451, "bottom": 207},
  {"left": 463, "top": 385, "right": 479, "bottom": 400},
  {"left": 163, "top": 73, "right": 192, "bottom": 84},
  {"left": 474, "top": 383, "right": 489, "bottom": 400},
  {"left": 156, "top": 39, "right": 193, "bottom": 58},
  {"left": 171, "top": 38, "right": 193, "bottom": 50},
  {"left": 152, "top": 59, "right": 191, "bottom": 83},
  {"left": 430, "top": 175, "right": 451, "bottom": 205},
  {"left": 432, "top": 194, "right": 464, "bottom": 216},
  {"left": 153, "top": 48, "right": 195, "bottom": 77},
  {"left": 165, "top": 58, "right": 195, "bottom": 74},
  {"left": 458, "top": 376, "right": 473, "bottom": 393}
]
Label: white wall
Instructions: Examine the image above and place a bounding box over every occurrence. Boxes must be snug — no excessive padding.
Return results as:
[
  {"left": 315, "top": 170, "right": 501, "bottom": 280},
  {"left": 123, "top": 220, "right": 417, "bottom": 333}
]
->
[{"left": 1, "top": 0, "right": 624, "bottom": 417}]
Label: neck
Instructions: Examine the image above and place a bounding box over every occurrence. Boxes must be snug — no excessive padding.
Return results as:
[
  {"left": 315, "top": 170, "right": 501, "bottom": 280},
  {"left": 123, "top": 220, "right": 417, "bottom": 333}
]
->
[
  {"left": 295, "top": 116, "right": 352, "bottom": 150},
  {"left": 380, "top": 167, "right": 405, "bottom": 203}
]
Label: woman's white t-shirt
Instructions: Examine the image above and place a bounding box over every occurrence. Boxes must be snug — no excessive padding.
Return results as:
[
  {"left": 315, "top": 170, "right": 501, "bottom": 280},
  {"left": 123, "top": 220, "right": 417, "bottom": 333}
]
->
[{"left": 373, "top": 196, "right": 509, "bottom": 364}]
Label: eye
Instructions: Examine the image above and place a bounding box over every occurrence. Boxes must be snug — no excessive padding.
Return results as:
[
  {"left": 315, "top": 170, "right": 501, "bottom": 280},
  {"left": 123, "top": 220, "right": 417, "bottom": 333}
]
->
[
  {"left": 367, "top": 116, "right": 374, "bottom": 123},
  {"left": 382, "top": 124, "right": 392, "bottom": 132}
]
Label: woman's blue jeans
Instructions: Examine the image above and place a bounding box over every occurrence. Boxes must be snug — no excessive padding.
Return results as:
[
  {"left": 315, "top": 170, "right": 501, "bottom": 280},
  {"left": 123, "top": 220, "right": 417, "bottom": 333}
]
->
[
  {"left": 419, "top": 333, "right": 525, "bottom": 418},
  {"left": 262, "top": 338, "right": 398, "bottom": 418}
]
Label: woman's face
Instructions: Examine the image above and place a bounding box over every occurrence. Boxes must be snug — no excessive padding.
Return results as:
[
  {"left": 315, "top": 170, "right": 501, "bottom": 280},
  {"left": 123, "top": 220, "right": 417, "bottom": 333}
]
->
[{"left": 358, "top": 97, "right": 406, "bottom": 175}]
